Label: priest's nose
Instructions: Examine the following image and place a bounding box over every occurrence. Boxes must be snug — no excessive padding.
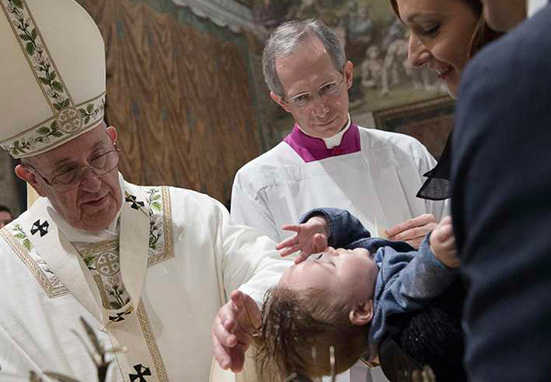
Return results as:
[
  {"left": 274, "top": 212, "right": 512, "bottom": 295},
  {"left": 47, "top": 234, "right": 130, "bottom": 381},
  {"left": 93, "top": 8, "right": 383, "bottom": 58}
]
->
[{"left": 310, "top": 97, "right": 329, "bottom": 118}]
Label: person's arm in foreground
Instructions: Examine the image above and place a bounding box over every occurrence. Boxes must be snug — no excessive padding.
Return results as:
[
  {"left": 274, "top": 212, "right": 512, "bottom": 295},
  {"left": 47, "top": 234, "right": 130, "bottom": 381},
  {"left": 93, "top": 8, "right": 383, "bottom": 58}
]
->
[
  {"left": 452, "top": 13, "right": 551, "bottom": 379},
  {"left": 211, "top": 197, "right": 293, "bottom": 372}
]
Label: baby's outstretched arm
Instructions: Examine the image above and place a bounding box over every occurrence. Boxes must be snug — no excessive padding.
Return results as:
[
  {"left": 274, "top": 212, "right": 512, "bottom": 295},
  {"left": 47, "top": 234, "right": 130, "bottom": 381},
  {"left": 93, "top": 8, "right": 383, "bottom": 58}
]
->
[
  {"left": 429, "top": 216, "right": 459, "bottom": 268},
  {"left": 276, "top": 215, "right": 329, "bottom": 263}
]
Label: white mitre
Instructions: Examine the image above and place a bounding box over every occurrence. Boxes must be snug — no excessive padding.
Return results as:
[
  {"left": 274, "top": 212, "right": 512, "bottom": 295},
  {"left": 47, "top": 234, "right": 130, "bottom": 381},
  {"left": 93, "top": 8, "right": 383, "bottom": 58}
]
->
[{"left": 0, "top": 0, "right": 105, "bottom": 158}]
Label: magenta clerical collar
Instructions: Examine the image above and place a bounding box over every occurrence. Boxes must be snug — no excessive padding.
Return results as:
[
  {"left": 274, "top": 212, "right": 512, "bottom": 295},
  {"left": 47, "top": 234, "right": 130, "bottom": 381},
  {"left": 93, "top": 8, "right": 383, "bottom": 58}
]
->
[{"left": 283, "top": 123, "right": 361, "bottom": 163}]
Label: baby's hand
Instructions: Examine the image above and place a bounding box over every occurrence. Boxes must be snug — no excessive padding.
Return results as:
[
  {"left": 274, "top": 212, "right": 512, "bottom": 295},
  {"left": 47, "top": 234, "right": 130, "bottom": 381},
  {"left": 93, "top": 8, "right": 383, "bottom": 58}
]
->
[
  {"left": 429, "top": 216, "right": 460, "bottom": 268},
  {"left": 276, "top": 215, "right": 329, "bottom": 264}
]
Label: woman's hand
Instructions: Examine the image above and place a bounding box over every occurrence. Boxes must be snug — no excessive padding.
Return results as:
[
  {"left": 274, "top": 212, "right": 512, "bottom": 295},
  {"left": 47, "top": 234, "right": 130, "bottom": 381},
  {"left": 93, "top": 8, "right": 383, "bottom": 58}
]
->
[
  {"left": 276, "top": 215, "right": 329, "bottom": 264},
  {"left": 429, "top": 216, "right": 459, "bottom": 268}
]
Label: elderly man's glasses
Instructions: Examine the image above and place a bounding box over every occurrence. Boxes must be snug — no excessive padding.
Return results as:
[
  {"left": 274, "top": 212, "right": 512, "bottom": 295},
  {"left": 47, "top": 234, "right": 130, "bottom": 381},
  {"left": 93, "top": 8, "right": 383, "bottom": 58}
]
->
[
  {"left": 283, "top": 73, "right": 346, "bottom": 110},
  {"left": 27, "top": 146, "right": 121, "bottom": 192}
]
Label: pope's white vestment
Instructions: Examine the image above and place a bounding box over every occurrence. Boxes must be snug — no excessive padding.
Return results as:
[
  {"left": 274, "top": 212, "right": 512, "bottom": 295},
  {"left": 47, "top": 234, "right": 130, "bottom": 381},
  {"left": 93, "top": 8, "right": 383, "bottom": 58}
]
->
[
  {"left": 0, "top": 176, "right": 291, "bottom": 381},
  {"left": 231, "top": 125, "right": 447, "bottom": 243}
]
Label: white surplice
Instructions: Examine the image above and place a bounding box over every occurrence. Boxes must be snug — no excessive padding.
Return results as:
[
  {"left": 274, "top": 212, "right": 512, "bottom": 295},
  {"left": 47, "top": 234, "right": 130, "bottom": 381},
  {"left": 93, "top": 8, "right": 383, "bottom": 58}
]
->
[
  {"left": 231, "top": 126, "right": 447, "bottom": 243},
  {"left": 0, "top": 175, "right": 292, "bottom": 381}
]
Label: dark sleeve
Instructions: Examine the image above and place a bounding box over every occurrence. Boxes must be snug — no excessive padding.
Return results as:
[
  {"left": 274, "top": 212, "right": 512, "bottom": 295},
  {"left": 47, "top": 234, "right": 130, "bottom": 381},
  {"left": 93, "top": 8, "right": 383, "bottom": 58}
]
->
[
  {"left": 300, "top": 208, "right": 372, "bottom": 248},
  {"left": 451, "top": 11, "right": 551, "bottom": 380}
]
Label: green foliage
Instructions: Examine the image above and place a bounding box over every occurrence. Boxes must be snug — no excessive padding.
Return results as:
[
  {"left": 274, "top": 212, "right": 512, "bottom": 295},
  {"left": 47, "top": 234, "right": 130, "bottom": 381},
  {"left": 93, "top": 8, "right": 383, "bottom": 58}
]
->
[
  {"left": 52, "top": 81, "right": 64, "bottom": 92},
  {"left": 37, "top": 127, "right": 51, "bottom": 135},
  {"left": 26, "top": 42, "right": 35, "bottom": 56}
]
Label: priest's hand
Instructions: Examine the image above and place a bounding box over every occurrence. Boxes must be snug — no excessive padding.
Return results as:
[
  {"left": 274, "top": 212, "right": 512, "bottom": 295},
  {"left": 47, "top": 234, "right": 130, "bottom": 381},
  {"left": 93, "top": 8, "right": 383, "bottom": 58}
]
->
[
  {"left": 277, "top": 215, "right": 329, "bottom": 263},
  {"left": 212, "top": 290, "right": 260, "bottom": 372},
  {"left": 385, "top": 214, "right": 438, "bottom": 249}
]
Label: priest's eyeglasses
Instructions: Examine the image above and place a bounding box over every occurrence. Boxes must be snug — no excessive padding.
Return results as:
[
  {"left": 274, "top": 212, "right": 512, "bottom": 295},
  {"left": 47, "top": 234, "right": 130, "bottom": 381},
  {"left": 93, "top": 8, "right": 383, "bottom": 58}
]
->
[
  {"left": 27, "top": 146, "right": 121, "bottom": 192},
  {"left": 283, "top": 73, "right": 346, "bottom": 110}
]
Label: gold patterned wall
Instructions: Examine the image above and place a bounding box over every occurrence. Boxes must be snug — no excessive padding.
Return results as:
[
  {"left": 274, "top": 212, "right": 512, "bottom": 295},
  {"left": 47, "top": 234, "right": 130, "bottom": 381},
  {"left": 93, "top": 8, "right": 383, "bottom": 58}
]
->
[{"left": 79, "top": 0, "right": 261, "bottom": 205}]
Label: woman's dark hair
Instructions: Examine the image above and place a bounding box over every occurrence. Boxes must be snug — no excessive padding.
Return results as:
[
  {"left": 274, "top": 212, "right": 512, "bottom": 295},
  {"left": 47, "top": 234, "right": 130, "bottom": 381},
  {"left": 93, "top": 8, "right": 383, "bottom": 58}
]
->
[{"left": 389, "top": 0, "right": 502, "bottom": 58}]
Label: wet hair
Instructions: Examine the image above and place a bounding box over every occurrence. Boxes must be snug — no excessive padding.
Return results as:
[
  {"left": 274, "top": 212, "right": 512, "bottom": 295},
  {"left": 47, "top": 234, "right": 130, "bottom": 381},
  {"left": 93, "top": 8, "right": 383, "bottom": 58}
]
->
[
  {"left": 389, "top": 0, "right": 502, "bottom": 58},
  {"left": 255, "top": 286, "right": 370, "bottom": 381},
  {"left": 262, "top": 19, "right": 346, "bottom": 97}
]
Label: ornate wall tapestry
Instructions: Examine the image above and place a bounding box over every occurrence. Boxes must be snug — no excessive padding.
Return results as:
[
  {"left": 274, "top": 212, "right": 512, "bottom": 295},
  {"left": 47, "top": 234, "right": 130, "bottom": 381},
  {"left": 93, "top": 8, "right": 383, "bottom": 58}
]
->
[{"left": 78, "top": 0, "right": 261, "bottom": 205}]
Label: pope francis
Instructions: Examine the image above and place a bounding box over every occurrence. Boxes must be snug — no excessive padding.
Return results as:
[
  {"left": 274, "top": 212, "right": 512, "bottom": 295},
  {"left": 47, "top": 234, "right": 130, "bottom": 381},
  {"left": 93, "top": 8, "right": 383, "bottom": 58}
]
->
[{"left": 0, "top": 0, "right": 291, "bottom": 381}]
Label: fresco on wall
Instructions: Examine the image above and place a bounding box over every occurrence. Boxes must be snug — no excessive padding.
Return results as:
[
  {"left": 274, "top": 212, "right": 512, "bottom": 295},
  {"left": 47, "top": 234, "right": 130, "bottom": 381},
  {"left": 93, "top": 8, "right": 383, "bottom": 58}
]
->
[{"left": 251, "top": 0, "right": 448, "bottom": 114}]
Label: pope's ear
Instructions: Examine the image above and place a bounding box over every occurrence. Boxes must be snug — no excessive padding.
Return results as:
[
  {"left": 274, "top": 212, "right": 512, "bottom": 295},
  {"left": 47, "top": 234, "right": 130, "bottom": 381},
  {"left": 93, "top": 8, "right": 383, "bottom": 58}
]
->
[
  {"left": 349, "top": 299, "right": 373, "bottom": 326},
  {"left": 106, "top": 125, "right": 118, "bottom": 144},
  {"left": 15, "top": 164, "right": 46, "bottom": 197},
  {"left": 270, "top": 92, "right": 291, "bottom": 113}
]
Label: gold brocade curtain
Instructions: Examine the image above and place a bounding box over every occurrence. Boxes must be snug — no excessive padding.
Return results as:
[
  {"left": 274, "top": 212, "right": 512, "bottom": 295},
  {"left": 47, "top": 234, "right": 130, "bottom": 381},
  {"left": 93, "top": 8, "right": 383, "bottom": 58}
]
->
[{"left": 79, "top": 0, "right": 260, "bottom": 204}]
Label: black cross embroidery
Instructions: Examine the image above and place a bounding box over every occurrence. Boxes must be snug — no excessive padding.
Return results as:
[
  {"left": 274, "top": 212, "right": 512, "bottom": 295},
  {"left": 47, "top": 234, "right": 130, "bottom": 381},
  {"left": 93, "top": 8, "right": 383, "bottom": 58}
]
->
[
  {"left": 30, "top": 220, "right": 49, "bottom": 237},
  {"left": 109, "top": 307, "right": 133, "bottom": 323},
  {"left": 125, "top": 195, "right": 145, "bottom": 210},
  {"left": 129, "top": 364, "right": 151, "bottom": 382}
]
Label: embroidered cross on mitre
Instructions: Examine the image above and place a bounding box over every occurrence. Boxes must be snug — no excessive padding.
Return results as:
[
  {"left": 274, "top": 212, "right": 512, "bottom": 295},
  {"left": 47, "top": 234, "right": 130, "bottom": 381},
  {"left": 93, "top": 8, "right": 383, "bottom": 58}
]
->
[
  {"left": 30, "top": 220, "right": 49, "bottom": 237},
  {"left": 125, "top": 195, "right": 145, "bottom": 210},
  {"left": 129, "top": 364, "right": 151, "bottom": 382}
]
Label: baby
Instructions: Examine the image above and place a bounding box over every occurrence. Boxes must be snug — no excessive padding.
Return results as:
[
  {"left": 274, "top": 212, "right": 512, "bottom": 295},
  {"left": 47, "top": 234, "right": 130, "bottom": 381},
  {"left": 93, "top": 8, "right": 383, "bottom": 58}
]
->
[{"left": 255, "top": 208, "right": 458, "bottom": 381}]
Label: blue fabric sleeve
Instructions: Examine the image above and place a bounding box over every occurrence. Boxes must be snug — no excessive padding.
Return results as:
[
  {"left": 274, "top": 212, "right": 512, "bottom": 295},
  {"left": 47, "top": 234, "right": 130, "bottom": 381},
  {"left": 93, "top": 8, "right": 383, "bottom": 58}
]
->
[
  {"left": 370, "top": 235, "right": 458, "bottom": 343},
  {"left": 299, "top": 207, "right": 372, "bottom": 248}
]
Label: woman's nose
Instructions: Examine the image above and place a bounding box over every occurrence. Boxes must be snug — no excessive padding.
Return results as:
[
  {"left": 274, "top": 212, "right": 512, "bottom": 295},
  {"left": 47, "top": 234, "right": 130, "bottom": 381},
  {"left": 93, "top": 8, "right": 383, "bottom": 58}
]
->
[{"left": 408, "top": 34, "right": 431, "bottom": 67}]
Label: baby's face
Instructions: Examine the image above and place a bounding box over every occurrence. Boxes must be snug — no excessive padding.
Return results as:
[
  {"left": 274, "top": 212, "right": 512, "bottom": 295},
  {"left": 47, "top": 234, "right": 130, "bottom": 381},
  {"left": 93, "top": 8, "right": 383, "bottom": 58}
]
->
[{"left": 280, "top": 247, "right": 378, "bottom": 303}]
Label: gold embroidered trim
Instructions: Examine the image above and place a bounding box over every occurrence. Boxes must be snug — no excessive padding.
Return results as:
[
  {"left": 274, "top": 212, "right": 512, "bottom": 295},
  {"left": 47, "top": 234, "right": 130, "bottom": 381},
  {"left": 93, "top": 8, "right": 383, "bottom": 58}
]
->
[
  {"left": 93, "top": 274, "right": 110, "bottom": 309},
  {"left": 79, "top": 239, "right": 118, "bottom": 258},
  {"left": 0, "top": 0, "right": 106, "bottom": 158},
  {"left": 0, "top": 0, "right": 61, "bottom": 114},
  {"left": 0, "top": 227, "right": 68, "bottom": 298},
  {"left": 137, "top": 301, "right": 169, "bottom": 382},
  {"left": 148, "top": 186, "right": 174, "bottom": 266},
  {"left": 6, "top": 187, "right": 173, "bottom": 299},
  {"left": 0, "top": 93, "right": 106, "bottom": 158}
]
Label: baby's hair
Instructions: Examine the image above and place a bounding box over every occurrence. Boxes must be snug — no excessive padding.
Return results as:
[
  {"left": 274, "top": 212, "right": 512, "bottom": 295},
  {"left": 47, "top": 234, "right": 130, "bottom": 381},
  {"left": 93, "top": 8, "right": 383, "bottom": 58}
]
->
[{"left": 255, "top": 286, "right": 370, "bottom": 381}]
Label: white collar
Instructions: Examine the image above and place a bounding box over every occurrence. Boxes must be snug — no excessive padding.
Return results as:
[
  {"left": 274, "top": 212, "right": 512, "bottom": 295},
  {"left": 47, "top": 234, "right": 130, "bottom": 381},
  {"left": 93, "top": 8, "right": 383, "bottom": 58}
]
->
[
  {"left": 527, "top": 0, "right": 547, "bottom": 17},
  {"left": 297, "top": 115, "right": 352, "bottom": 149}
]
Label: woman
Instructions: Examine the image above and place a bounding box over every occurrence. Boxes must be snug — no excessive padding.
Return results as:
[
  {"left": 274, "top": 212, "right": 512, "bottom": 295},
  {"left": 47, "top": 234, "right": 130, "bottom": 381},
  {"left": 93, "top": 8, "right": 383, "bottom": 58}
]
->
[
  {"left": 389, "top": 0, "right": 501, "bottom": 201},
  {"left": 379, "top": 1, "right": 501, "bottom": 380}
]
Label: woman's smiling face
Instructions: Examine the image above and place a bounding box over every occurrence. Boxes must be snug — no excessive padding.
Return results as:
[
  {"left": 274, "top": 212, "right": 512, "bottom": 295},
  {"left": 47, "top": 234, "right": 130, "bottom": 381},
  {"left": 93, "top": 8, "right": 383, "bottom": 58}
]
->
[{"left": 396, "top": 0, "right": 480, "bottom": 97}]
